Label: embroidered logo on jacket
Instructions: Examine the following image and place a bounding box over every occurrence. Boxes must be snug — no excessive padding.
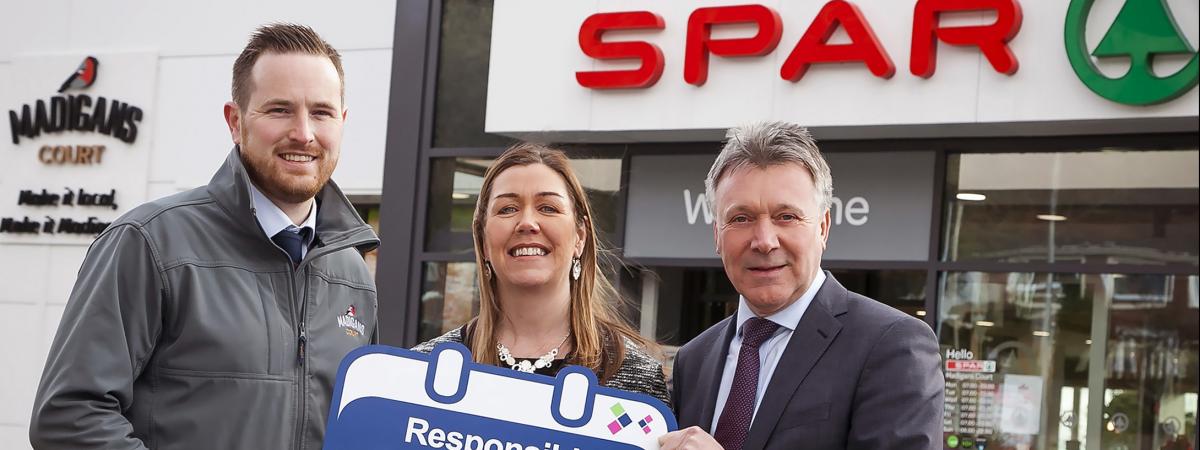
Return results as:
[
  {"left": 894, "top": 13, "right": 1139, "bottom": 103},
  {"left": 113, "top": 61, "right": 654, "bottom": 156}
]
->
[{"left": 338, "top": 305, "right": 366, "bottom": 337}]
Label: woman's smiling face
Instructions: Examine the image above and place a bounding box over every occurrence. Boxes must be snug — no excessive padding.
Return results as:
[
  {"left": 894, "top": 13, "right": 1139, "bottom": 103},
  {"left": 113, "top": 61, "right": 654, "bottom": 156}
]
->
[{"left": 483, "top": 163, "right": 585, "bottom": 290}]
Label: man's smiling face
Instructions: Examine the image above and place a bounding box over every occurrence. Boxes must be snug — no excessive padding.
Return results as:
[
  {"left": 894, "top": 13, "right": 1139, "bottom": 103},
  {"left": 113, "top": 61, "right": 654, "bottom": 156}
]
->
[
  {"left": 229, "top": 52, "right": 345, "bottom": 204},
  {"left": 712, "top": 163, "right": 830, "bottom": 317}
]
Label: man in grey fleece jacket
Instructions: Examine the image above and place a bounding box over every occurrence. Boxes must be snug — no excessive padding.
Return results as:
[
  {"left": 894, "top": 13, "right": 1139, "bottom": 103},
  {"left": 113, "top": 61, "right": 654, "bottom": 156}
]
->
[{"left": 30, "top": 24, "right": 379, "bottom": 449}]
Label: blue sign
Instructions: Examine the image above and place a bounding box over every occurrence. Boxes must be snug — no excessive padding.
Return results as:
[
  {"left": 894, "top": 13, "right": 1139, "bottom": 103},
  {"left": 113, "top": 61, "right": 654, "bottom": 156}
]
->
[{"left": 325, "top": 343, "right": 677, "bottom": 449}]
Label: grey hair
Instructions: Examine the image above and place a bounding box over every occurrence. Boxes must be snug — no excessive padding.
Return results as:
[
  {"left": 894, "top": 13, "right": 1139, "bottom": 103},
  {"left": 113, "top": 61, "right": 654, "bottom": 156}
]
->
[{"left": 704, "top": 121, "right": 833, "bottom": 215}]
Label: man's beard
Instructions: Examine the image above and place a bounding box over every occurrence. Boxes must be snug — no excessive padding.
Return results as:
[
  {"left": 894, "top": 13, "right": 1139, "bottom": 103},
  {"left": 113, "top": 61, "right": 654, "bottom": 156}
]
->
[{"left": 239, "top": 137, "right": 335, "bottom": 204}]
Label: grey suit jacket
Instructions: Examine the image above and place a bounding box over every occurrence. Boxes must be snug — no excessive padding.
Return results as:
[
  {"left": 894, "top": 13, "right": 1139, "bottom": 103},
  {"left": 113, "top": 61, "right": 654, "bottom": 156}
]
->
[{"left": 671, "top": 272, "right": 944, "bottom": 450}]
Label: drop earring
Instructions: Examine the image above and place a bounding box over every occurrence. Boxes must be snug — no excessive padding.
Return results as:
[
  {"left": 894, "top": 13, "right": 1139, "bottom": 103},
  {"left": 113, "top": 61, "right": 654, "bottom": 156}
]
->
[
  {"left": 571, "top": 258, "right": 581, "bottom": 281},
  {"left": 483, "top": 261, "right": 492, "bottom": 280}
]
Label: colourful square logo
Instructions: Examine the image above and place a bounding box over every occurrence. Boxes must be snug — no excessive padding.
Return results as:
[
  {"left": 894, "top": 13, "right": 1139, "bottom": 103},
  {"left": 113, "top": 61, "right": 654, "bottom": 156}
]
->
[
  {"left": 607, "top": 403, "right": 637, "bottom": 435},
  {"left": 606, "top": 402, "right": 656, "bottom": 435},
  {"left": 638, "top": 415, "right": 654, "bottom": 434}
]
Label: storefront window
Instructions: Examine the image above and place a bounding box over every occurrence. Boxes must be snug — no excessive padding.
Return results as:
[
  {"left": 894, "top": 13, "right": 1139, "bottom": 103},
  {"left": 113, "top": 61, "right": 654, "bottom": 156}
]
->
[
  {"left": 943, "top": 150, "right": 1199, "bottom": 266},
  {"left": 432, "top": 0, "right": 510, "bottom": 148},
  {"left": 424, "top": 158, "right": 489, "bottom": 254},
  {"left": 353, "top": 203, "right": 381, "bottom": 279},
  {"left": 938, "top": 271, "right": 1199, "bottom": 450},
  {"left": 829, "top": 269, "right": 927, "bottom": 320},
  {"left": 1103, "top": 274, "right": 1199, "bottom": 450},
  {"left": 418, "top": 261, "right": 480, "bottom": 343},
  {"left": 648, "top": 268, "right": 927, "bottom": 346},
  {"left": 647, "top": 267, "right": 739, "bottom": 346},
  {"left": 424, "top": 156, "right": 625, "bottom": 253}
]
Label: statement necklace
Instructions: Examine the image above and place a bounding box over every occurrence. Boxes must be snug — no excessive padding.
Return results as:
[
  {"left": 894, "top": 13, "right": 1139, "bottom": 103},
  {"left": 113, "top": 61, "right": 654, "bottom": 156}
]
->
[{"left": 497, "top": 333, "right": 570, "bottom": 373}]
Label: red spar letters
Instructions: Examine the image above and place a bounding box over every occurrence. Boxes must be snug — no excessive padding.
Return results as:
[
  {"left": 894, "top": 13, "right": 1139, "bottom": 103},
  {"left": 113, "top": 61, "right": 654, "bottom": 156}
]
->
[{"left": 575, "top": 0, "right": 1023, "bottom": 89}]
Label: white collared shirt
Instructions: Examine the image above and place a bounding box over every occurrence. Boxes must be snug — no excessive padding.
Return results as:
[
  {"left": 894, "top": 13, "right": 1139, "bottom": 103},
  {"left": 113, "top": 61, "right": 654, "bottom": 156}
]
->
[
  {"left": 249, "top": 182, "right": 317, "bottom": 260},
  {"left": 710, "top": 270, "right": 827, "bottom": 431}
]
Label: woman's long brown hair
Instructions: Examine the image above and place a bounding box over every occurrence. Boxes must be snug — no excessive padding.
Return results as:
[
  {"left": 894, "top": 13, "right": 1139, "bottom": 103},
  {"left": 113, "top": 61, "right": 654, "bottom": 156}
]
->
[{"left": 468, "top": 142, "right": 654, "bottom": 382}]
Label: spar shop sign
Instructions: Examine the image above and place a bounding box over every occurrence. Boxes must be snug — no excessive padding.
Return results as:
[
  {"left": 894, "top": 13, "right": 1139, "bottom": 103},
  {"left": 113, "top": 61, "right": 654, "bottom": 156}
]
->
[{"left": 575, "top": 0, "right": 1196, "bottom": 106}]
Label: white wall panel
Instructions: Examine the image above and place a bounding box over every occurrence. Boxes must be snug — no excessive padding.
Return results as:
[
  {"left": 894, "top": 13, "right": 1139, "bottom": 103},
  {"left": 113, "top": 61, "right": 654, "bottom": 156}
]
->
[
  {"left": 150, "top": 55, "right": 241, "bottom": 188},
  {"left": 42, "top": 305, "right": 67, "bottom": 355},
  {"left": 333, "top": 49, "right": 391, "bottom": 195},
  {"left": 0, "top": 2, "right": 71, "bottom": 62},
  {"left": 0, "top": 425, "right": 32, "bottom": 450},
  {"left": 1, "top": 0, "right": 395, "bottom": 61},
  {"left": 0, "top": 62, "right": 11, "bottom": 105},
  {"left": 45, "top": 247, "right": 87, "bottom": 305},
  {"left": 0, "top": 246, "right": 50, "bottom": 303},
  {"left": 0, "top": 304, "right": 43, "bottom": 425}
]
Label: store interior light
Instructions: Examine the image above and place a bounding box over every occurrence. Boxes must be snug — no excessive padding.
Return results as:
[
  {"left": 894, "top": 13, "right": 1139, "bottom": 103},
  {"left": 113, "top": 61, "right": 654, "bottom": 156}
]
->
[
  {"left": 451, "top": 192, "right": 471, "bottom": 200},
  {"left": 1037, "top": 214, "right": 1068, "bottom": 221},
  {"left": 975, "top": 320, "right": 994, "bottom": 327},
  {"left": 1086, "top": 339, "right": 1093, "bottom": 345},
  {"left": 956, "top": 193, "right": 987, "bottom": 201},
  {"left": 916, "top": 310, "right": 926, "bottom": 317},
  {"left": 1033, "top": 331, "right": 1050, "bottom": 337}
]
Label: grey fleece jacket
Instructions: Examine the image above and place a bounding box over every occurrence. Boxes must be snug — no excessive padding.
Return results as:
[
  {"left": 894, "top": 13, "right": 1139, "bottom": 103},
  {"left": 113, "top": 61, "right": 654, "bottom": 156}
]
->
[{"left": 30, "top": 148, "right": 380, "bottom": 450}]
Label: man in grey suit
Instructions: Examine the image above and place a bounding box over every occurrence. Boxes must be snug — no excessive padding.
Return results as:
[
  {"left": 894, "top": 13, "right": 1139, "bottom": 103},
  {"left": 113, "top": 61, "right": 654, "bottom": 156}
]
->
[{"left": 659, "top": 122, "right": 943, "bottom": 450}]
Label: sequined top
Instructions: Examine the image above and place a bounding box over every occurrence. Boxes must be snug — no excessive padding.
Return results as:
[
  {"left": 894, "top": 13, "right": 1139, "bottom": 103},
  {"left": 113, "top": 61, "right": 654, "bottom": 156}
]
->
[{"left": 412, "top": 326, "right": 671, "bottom": 407}]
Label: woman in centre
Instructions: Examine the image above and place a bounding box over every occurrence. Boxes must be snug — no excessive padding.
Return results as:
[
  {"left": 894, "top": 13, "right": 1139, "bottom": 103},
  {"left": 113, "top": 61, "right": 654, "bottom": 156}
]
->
[{"left": 413, "top": 142, "right": 669, "bottom": 405}]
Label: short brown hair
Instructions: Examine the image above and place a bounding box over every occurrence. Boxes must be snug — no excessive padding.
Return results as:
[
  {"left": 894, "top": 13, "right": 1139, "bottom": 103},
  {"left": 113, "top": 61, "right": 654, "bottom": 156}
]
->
[{"left": 231, "top": 23, "right": 345, "bottom": 108}]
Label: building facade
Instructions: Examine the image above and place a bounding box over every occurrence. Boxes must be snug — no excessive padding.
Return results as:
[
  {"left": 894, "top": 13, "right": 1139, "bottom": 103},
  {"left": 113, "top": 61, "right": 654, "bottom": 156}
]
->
[
  {"left": 0, "top": 1, "right": 1195, "bottom": 450},
  {"left": 375, "top": 2, "right": 1199, "bottom": 450}
]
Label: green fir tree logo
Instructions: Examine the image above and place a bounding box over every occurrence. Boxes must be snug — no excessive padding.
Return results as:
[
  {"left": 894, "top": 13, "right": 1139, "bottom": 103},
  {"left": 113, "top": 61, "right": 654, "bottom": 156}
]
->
[{"left": 1064, "top": 0, "right": 1198, "bottom": 105}]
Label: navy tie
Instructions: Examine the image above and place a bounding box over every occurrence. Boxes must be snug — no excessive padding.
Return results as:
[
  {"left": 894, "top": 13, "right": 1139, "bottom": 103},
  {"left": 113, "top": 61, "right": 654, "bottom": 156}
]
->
[
  {"left": 272, "top": 228, "right": 309, "bottom": 265},
  {"left": 714, "top": 317, "right": 781, "bottom": 450}
]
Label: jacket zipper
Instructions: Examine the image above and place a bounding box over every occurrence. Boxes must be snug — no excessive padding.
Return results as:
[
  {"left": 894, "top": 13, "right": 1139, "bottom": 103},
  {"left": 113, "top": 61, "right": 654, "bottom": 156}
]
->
[
  {"left": 296, "top": 269, "right": 311, "bottom": 449},
  {"left": 298, "top": 326, "right": 307, "bottom": 363},
  {"left": 288, "top": 258, "right": 304, "bottom": 450},
  {"left": 291, "top": 235, "right": 375, "bottom": 450},
  {"left": 252, "top": 208, "right": 306, "bottom": 450}
]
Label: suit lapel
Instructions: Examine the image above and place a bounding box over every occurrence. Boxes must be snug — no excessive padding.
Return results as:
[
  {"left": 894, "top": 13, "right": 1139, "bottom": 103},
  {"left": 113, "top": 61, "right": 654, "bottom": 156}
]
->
[
  {"left": 696, "top": 316, "right": 738, "bottom": 432},
  {"left": 743, "top": 273, "right": 849, "bottom": 450}
]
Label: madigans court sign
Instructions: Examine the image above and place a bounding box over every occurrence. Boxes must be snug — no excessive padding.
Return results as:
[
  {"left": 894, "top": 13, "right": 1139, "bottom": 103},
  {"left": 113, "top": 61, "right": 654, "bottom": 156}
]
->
[
  {"left": 7, "top": 56, "right": 146, "bottom": 165},
  {"left": 1, "top": 53, "right": 156, "bottom": 243}
]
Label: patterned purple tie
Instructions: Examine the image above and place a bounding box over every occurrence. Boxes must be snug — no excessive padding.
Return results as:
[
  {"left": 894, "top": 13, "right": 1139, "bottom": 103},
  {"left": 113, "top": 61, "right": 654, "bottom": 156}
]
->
[{"left": 714, "top": 317, "right": 781, "bottom": 450}]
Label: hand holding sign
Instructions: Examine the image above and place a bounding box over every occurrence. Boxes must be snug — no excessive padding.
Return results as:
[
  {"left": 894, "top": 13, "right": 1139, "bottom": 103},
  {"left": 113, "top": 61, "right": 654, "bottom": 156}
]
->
[{"left": 325, "top": 343, "right": 677, "bottom": 449}]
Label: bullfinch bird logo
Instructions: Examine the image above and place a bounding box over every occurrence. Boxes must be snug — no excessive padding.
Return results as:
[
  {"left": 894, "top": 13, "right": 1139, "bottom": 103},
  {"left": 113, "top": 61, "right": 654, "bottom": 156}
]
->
[
  {"left": 338, "top": 305, "right": 365, "bottom": 337},
  {"left": 57, "top": 56, "right": 99, "bottom": 93}
]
